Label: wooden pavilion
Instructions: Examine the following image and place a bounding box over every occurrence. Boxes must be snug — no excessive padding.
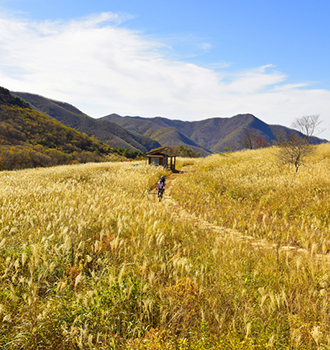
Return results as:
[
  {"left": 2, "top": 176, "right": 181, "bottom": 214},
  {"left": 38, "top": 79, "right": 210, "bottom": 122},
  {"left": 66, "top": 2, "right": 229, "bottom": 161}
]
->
[{"left": 146, "top": 146, "right": 178, "bottom": 171}]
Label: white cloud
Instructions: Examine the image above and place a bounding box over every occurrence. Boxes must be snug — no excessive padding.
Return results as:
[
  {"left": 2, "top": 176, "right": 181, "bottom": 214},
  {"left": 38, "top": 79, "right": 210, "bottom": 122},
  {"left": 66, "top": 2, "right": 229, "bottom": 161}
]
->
[
  {"left": 0, "top": 11, "right": 329, "bottom": 140},
  {"left": 223, "top": 65, "right": 287, "bottom": 94}
]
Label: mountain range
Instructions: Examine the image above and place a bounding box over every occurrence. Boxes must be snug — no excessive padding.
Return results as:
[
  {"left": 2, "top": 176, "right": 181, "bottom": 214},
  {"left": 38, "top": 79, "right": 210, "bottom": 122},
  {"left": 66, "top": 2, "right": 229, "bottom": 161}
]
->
[
  {"left": 12, "top": 92, "right": 161, "bottom": 153},
  {"left": 0, "top": 87, "right": 122, "bottom": 170},
  {"left": 13, "top": 91, "right": 328, "bottom": 155}
]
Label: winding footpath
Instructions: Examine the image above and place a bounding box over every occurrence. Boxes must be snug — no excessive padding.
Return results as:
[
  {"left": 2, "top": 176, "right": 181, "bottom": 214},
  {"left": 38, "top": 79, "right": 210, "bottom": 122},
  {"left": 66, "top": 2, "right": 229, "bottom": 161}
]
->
[{"left": 149, "top": 165, "right": 330, "bottom": 263}]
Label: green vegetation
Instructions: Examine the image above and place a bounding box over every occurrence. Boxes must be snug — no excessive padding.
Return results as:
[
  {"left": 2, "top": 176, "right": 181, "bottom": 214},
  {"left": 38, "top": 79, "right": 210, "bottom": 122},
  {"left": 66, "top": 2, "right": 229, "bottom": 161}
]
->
[
  {"left": 0, "top": 87, "right": 30, "bottom": 109},
  {"left": 112, "top": 147, "right": 145, "bottom": 159},
  {"left": 0, "top": 105, "right": 114, "bottom": 170},
  {"left": 0, "top": 88, "right": 124, "bottom": 170},
  {"left": 177, "top": 145, "right": 200, "bottom": 157}
]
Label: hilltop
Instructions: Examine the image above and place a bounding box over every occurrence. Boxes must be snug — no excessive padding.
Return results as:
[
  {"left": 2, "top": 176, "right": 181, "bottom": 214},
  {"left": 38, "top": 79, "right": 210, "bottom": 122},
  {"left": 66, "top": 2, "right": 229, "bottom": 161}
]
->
[
  {"left": 103, "top": 113, "right": 327, "bottom": 152},
  {"left": 13, "top": 91, "right": 328, "bottom": 155},
  {"left": 12, "top": 92, "right": 161, "bottom": 153},
  {"left": 0, "top": 87, "right": 120, "bottom": 170}
]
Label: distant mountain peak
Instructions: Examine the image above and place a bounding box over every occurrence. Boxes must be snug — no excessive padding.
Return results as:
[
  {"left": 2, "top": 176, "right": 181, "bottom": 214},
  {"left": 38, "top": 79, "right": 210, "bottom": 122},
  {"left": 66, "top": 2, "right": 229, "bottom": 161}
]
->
[{"left": 10, "top": 90, "right": 328, "bottom": 155}]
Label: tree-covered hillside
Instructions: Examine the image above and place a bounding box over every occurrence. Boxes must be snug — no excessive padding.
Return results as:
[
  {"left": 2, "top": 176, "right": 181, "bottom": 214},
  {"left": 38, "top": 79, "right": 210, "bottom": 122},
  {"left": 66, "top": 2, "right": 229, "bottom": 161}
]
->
[
  {"left": 13, "top": 91, "right": 161, "bottom": 153},
  {"left": 0, "top": 87, "right": 31, "bottom": 109},
  {"left": 0, "top": 87, "right": 120, "bottom": 170}
]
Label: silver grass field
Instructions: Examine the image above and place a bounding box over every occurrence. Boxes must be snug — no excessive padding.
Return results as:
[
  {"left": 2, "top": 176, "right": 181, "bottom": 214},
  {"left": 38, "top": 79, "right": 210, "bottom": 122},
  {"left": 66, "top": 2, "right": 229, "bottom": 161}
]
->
[{"left": 0, "top": 144, "right": 330, "bottom": 349}]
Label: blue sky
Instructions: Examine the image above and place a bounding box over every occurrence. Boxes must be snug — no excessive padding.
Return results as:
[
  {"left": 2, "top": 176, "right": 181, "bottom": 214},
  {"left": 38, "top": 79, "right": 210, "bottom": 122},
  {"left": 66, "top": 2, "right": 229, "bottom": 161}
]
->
[{"left": 0, "top": 0, "right": 329, "bottom": 140}]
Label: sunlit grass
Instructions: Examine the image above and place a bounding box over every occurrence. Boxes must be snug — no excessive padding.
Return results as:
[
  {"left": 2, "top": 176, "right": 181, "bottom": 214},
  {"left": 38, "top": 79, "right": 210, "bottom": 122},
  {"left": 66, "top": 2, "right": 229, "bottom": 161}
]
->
[
  {"left": 0, "top": 148, "right": 329, "bottom": 349},
  {"left": 172, "top": 144, "right": 330, "bottom": 251}
]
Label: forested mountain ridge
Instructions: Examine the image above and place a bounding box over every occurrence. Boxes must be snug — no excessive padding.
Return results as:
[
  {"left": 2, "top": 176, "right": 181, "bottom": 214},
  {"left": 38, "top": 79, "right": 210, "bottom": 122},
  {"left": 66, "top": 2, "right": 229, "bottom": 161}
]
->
[
  {"left": 102, "top": 113, "right": 211, "bottom": 155},
  {"left": 103, "top": 113, "right": 328, "bottom": 152},
  {"left": 103, "top": 113, "right": 274, "bottom": 152},
  {"left": 0, "top": 87, "right": 120, "bottom": 170},
  {"left": 12, "top": 90, "right": 328, "bottom": 155},
  {"left": 0, "top": 87, "right": 31, "bottom": 109},
  {"left": 13, "top": 92, "right": 161, "bottom": 153}
]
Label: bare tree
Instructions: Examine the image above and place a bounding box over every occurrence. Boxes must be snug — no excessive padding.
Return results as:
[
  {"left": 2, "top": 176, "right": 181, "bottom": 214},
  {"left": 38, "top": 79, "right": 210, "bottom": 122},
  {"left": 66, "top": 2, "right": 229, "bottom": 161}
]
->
[
  {"left": 272, "top": 130, "right": 288, "bottom": 146},
  {"left": 239, "top": 129, "right": 258, "bottom": 149},
  {"left": 275, "top": 135, "right": 314, "bottom": 172},
  {"left": 291, "top": 115, "right": 324, "bottom": 144}
]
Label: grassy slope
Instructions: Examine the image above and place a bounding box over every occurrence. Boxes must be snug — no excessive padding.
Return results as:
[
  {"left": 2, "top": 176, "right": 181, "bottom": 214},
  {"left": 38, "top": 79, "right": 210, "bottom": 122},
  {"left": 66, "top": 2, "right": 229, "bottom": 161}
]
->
[
  {"left": 172, "top": 144, "right": 330, "bottom": 250},
  {"left": 0, "top": 148, "right": 330, "bottom": 348}
]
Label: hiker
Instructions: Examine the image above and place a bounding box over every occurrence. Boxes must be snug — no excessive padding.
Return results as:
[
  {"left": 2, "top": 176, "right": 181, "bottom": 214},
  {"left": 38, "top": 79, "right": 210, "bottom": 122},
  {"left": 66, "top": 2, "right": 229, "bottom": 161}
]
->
[{"left": 156, "top": 175, "right": 166, "bottom": 198}]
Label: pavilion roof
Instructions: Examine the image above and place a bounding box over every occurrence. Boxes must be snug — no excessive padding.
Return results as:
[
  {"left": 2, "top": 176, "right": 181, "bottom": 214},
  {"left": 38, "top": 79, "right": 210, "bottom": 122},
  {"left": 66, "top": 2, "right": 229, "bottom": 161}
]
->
[{"left": 146, "top": 146, "right": 178, "bottom": 157}]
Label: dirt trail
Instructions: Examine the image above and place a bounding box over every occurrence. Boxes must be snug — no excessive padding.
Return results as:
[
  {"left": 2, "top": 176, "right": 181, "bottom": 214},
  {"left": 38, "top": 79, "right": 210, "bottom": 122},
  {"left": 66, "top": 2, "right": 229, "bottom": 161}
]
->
[{"left": 150, "top": 166, "right": 330, "bottom": 262}]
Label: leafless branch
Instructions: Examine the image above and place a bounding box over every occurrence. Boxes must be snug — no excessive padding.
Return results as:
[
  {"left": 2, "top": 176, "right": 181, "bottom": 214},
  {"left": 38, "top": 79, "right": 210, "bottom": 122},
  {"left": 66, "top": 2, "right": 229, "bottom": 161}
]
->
[
  {"left": 275, "top": 135, "right": 314, "bottom": 172},
  {"left": 291, "top": 115, "right": 325, "bottom": 144},
  {"left": 239, "top": 129, "right": 257, "bottom": 149}
]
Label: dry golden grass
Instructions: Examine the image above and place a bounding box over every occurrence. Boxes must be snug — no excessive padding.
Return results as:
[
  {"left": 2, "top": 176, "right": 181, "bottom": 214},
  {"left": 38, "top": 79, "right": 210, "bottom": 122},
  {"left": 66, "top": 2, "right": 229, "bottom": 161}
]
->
[
  {"left": 172, "top": 144, "right": 330, "bottom": 251},
  {"left": 0, "top": 146, "right": 329, "bottom": 349}
]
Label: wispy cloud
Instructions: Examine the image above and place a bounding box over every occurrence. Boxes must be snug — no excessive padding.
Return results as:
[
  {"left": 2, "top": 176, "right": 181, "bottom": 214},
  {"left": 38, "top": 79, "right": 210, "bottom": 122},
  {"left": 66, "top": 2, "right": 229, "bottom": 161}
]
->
[
  {"left": 223, "top": 65, "right": 286, "bottom": 93},
  {"left": 0, "top": 11, "right": 329, "bottom": 139}
]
